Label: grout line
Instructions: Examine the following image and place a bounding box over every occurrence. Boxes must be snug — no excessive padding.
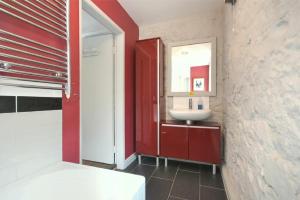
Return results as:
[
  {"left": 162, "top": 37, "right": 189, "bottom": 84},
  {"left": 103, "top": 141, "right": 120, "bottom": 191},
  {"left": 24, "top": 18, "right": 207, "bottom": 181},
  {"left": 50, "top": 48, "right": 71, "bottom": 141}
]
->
[
  {"left": 167, "top": 166, "right": 180, "bottom": 200},
  {"left": 200, "top": 185, "right": 225, "bottom": 191},
  {"left": 169, "top": 195, "right": 189, "bottom": 200},
  {"left": 151, "top": 176, "right": 173, "bottom": 182},
  {"left": 179, "top": 168, "right": 200, "bottom": 174},
  {"left": 141, "top": 163, "right": 159, "bottom": 167},
  {"left": 147, "top": 166, "right": 158, "bottom": 184}
]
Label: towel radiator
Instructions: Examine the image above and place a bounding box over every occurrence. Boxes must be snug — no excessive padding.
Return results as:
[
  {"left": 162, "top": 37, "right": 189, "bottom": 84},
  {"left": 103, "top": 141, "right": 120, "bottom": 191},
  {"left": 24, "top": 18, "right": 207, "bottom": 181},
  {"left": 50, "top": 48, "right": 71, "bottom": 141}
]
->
[{"left": 0, "top": 0, "right": 71, "bottom": 98}]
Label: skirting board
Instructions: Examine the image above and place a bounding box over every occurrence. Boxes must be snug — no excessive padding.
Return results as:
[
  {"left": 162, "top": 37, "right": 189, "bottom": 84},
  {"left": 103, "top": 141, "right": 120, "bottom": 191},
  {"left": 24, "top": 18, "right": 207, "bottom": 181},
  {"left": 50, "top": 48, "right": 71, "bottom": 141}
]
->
[{"left": 124, "top": 153, "right": 136, "bottom": 169}]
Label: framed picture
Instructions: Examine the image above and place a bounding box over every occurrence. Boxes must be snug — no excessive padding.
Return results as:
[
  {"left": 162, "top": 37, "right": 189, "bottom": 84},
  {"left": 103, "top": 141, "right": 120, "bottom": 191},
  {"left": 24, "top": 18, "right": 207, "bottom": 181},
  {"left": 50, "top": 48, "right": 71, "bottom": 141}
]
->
[{"left": 193, "top": 78, "right": 205, "bottom": 91}]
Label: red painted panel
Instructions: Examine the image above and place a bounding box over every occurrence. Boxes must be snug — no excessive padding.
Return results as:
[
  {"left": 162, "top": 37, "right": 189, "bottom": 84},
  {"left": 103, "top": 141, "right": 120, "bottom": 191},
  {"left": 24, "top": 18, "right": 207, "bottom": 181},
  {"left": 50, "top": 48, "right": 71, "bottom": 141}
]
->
[
  {"left": 190, "top": 65, "right": 209, "bottom": 92},
  {"left": 188, "top": 128, "right": 221, "bottom": 164},
  {"left": 63, "top": 0, "right": 139, "bottom": 162},
  {"left": 160, "top": 125, "right": 188, "bottom": 159},
  {"left": 135, "top": 39, "right": 158, "bottom": 156},
  {"left": 62, "top": 0, "right": 80, "bottom": 163}
]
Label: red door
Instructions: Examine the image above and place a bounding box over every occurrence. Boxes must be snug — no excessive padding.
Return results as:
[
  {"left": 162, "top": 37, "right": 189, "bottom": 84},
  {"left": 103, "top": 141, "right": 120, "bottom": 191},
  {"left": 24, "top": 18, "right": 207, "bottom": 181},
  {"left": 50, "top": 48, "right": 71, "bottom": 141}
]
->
[
  {"left": 135, "top": 39, "right": 158, "bottom": 156},
  {"left": 160, "top": 125, "right": 188, "bottom": 159},
  {"left": 188, "top": 127, "right": 221, "bottom": 164}
]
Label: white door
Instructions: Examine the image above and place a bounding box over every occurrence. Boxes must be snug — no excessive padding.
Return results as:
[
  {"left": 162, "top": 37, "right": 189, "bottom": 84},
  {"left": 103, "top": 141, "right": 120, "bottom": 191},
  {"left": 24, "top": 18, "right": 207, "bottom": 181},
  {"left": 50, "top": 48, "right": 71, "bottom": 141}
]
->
[{"left": 82, "top": 34, "right": 115, "bottom": 164}]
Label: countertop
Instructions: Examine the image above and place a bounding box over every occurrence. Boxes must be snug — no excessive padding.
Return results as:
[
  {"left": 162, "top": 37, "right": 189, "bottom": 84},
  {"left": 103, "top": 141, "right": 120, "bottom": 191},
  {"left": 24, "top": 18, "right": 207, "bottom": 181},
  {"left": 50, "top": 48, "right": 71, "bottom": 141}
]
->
[{"left": 161, "top": 120, "right": 220, "bottom": 128}]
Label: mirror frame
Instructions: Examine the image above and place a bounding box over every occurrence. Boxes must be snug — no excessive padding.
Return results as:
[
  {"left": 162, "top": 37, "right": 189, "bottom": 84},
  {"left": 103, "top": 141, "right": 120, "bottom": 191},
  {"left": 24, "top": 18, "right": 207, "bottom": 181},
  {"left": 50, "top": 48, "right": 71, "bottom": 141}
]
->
[{"left": 167, "top": 37, "right": 217, "bottom": 97}]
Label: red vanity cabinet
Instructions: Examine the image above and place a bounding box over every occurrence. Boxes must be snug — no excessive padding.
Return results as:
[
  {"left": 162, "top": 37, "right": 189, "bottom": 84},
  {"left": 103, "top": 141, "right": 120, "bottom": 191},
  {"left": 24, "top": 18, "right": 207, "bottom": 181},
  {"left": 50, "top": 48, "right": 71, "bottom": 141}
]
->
[
  {"left": 188, "top": 126, "right": 221, "bottom": 164},
  {"left": 160, "top": 125, "right": 188, "bottom": 160},
  {"left": 135, "top": 38, "right": 164, "bottom": 156},
  {"left": 160, "top": 122, "right": 222, "bottom": 165}
]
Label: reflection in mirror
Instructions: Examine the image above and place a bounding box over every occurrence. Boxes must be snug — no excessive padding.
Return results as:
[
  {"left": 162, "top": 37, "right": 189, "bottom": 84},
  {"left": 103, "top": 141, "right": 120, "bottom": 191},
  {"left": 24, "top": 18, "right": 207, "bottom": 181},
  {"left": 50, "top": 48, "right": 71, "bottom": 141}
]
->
[
  {"left": 171, "top": 43, "right": 211, "bottom": 92},
  {"left": 169, "top": 38, "right": 216, "bottom": 96}
]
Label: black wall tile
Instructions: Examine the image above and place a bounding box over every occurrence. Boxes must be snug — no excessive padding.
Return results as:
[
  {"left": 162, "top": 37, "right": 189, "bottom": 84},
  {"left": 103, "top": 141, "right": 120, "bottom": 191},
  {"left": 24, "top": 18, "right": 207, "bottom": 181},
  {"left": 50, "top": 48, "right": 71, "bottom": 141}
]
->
[
  {"left": 17, "top": 97, "right": 62, "bottom": 112},
  {"left": 0, "top": 96, "right": 16, "bottom": 113}
]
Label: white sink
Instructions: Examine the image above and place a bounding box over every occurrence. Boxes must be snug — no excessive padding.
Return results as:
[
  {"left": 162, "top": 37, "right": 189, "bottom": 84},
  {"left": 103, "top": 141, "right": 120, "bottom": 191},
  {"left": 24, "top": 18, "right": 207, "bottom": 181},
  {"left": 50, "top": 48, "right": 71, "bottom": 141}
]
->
[{"left": 169, "top": 109, "right": 211, "bottom": 124}]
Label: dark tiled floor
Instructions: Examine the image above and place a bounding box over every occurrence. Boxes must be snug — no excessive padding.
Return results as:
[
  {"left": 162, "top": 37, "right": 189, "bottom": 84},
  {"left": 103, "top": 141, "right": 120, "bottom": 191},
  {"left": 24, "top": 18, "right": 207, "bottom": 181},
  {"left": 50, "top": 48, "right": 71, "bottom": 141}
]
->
[{"left": 124, "top": 157, "right": 228, "bottom": 200}]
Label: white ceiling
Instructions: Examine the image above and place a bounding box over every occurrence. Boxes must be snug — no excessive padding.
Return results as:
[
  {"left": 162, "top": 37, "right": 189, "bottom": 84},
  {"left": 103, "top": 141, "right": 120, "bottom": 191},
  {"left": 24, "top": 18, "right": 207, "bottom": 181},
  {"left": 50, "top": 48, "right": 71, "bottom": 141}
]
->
[
  {"left": 117, "top": 0, "right": 224, "bottom": 26},
  {"left": 82, "top": 9, "right": 111, "bottom": 37}
]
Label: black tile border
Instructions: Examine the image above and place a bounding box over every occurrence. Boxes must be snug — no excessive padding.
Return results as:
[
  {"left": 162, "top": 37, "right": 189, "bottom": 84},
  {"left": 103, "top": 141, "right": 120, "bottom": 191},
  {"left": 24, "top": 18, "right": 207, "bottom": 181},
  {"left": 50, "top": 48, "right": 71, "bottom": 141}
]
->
[
  {"left": 17, "top": 96, "right": 62, "bottom": 112},
  {"left": 0, "top": 96, "right": 62, "bottom": 113},
  {"left": 0, "top": 96, "right": 16, "bottom": 113}
]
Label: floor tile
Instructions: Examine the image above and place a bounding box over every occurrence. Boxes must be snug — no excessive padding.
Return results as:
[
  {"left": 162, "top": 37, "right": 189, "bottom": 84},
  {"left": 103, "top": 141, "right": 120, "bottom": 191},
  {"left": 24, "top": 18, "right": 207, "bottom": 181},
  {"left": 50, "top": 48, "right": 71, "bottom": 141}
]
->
[
  {"left": 200, "top": 186, "right": 227, "bottom": 200},
  {"left": 179, "top": 162, "right": 200, "bottom": 173},
  {"left": 199, "top": 166, "right": 224, "bottom": 189},
  {"left": 120, "top": 159, "right": 227, "bottom": 200},
  {"left": 199, "top": 164, "right": 221, "bottom": 174},
  {"left": 124, "top": 159, "right": 138, "bottom": 172},
  {"left": 171, "top": 170, "right": 200, "bottom": 200},
  {"left": 166, "top": 159, "right": 181, "bottom": 167},
  {"left": 131, "top": 164, "right": 156, "bottom": 181},
  {"left": 152, "top": 165, "right": 178, "bottom": 181},
  {"left": 146, "top": 177, "right": 172, "bottom": 200}
]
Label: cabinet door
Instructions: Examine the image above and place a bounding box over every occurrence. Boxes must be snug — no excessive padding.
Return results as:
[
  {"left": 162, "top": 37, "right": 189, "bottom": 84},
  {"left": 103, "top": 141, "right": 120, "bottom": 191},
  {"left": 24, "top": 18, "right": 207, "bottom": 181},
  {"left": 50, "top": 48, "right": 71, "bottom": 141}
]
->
[
  {"left": 160, "top": 125, "right": 188, "bottom": 159},
  {"left": 135, "top": 39, "right": 158, "bottom": 155},
  {"left": 188, "top": 127, "right": 221, "bottom": 164}
]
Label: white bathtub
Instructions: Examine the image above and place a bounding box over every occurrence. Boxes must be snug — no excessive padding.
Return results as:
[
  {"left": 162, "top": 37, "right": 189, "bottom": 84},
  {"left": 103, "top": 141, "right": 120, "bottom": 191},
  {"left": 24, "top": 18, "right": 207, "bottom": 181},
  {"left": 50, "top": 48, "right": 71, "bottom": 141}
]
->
[{"left": 0, "top": 162, "right": 145, "bottom": 200}]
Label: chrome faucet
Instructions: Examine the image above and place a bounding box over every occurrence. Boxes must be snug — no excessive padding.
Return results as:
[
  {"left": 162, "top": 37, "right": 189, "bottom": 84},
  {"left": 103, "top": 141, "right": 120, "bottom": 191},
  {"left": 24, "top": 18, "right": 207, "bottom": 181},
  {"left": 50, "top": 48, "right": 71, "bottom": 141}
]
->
[{"left": 189, "top": 98, "right": 193, "bottom": 110}]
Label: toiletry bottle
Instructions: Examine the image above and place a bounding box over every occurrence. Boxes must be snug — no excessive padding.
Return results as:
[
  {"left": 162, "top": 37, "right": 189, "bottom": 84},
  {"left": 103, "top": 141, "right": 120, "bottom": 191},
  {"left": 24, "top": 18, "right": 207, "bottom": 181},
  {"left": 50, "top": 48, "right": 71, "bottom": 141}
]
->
[{"left": 197, "top": 98, "right": 203, "bottom": 110}]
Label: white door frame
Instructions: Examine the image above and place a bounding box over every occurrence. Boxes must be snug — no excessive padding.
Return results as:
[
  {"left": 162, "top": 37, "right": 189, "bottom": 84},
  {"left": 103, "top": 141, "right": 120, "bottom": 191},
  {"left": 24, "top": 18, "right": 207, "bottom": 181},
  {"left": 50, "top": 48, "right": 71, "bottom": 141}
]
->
[{"left": 80, "top": 0, "right": 126, "bottom": 169}]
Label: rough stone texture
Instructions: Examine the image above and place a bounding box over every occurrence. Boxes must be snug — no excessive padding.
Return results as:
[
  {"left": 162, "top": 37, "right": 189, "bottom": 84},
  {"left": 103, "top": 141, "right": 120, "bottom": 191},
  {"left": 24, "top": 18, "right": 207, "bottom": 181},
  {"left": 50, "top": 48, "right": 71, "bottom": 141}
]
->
[
  {"left": 222, "top": 1, "right": 300, "bottom": 200},
  {"left": 139, "top": 9, "right": 224, "bottom": 124}
]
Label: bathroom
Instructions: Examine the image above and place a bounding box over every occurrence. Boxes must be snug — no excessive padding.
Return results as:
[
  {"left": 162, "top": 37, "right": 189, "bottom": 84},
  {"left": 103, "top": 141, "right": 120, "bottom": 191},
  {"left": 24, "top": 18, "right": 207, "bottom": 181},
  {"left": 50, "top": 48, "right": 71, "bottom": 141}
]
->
[{"left": 0, "top": 0, "right": 299, "bottom": 200}]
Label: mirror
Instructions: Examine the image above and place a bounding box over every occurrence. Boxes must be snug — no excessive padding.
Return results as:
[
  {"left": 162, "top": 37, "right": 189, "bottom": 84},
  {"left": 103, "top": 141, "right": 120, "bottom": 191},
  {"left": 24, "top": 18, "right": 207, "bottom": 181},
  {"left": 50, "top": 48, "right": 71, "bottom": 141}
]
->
[{"left": 168, "top": 38, "right": 216, "bottom": 96}]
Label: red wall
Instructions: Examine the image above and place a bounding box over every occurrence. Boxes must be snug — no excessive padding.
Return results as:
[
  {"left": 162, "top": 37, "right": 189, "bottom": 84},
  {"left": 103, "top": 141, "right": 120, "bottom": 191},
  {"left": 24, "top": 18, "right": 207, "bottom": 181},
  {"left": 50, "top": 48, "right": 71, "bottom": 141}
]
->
[
  {"left": 62, "top": 0, "right": 80, "bottom": 163},
  {"left": 0, "top": 1, "right": 66, "bottom": 84},
  {"left": 190, "top": 65, "right": 209, "bottom": 92},
  {"left": 63, "top": 0, "right": 139, "bottom": 163}
]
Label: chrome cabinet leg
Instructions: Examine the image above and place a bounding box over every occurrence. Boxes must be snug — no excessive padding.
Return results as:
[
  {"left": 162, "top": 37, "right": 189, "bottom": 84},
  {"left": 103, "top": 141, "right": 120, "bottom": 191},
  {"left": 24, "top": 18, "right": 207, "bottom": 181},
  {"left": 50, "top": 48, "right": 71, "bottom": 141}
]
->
[
  {"left": 165, "top": 158, "right": 168, "bottom": 167},
  {"left": 138, "top": 155, "right": 142, "bottom": 165},
  {"left": 212, "top": 164, "right": 216, "bottom": 175},
  {"left": 156, "top": 157, "right": 159, "bottom": 167}
]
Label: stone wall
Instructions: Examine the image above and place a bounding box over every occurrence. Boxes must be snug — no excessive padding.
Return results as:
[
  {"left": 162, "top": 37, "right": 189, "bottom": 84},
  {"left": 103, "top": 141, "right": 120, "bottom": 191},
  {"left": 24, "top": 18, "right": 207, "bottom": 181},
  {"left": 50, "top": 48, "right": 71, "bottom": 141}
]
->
[
  {"left": 222, "top": 0, "right": 300, "bottom": 199},
  {"left": 139, "top": 9, "right": 224, "bottom": 123}
]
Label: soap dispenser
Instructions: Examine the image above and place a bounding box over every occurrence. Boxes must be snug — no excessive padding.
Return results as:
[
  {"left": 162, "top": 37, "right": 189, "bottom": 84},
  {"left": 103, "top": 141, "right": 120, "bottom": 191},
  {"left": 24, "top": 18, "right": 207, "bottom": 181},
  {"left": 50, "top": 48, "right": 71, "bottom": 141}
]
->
[{"left": 197, "top": 98, "right": 203, "bottom": 110}]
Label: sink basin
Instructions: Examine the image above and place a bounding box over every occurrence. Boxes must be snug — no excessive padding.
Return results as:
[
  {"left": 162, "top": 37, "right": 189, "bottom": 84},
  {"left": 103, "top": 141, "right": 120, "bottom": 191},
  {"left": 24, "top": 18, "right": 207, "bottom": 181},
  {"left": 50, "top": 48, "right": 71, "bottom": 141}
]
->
[{"left": 169, "top": 109, "right": 211, "bottom": 124}]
